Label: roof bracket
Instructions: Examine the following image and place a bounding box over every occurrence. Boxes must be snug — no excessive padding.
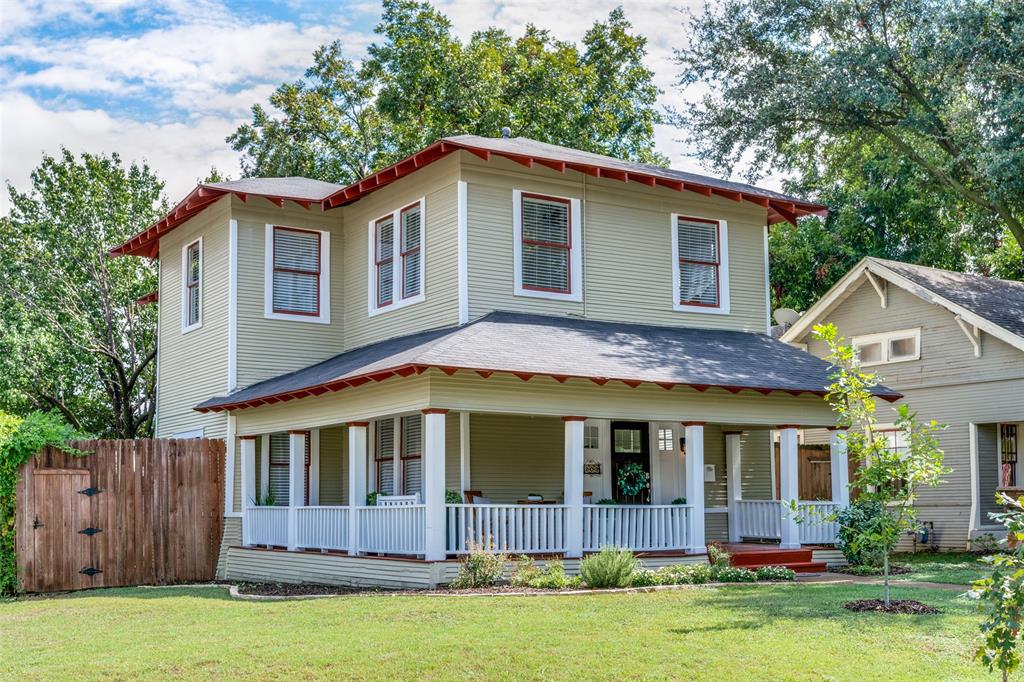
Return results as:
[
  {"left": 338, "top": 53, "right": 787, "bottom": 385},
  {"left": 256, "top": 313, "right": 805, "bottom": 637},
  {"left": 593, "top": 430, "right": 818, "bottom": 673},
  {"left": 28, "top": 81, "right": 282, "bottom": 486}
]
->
[
  {"left": 864, "top": 270, "right": 887, "bottom": 308},
  {"left": 955, "top": 315, "right": 982, "bottom": 358}
]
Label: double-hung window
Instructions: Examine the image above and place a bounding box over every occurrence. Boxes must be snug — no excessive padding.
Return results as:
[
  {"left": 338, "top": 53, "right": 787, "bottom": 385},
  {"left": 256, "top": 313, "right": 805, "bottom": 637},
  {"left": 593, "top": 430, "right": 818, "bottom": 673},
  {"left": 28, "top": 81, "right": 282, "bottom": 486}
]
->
[
  {"left": 376, "top": 418, "right": 396, "bottom": 494},
  {"left": 181, "top": 238, "right": 202, "bottom": 332},
  {"left": 401, "top": 415, "right": 423, "bottom": 498},
  {"left": 264, "top": 225, "right": 330, "bottom": 323},
  {"left": 513, "top": 189, "right": 582, "bottom": 301},
  {"left": 267, "top": 432, "right": 310, "bottom": 506},
  {"left": 671, "top": 215, "right": 730, "bottom": 314},
  {"left": 369, "top": 198, "right": 425, "bottom": 315}
]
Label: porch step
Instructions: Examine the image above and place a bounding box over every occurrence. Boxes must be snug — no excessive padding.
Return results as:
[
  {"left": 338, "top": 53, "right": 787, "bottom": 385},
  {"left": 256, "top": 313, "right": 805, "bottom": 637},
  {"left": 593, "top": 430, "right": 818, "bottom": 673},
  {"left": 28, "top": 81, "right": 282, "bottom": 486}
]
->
[{"left": 724, "top": 547, "right": 825, "bottom": 573}]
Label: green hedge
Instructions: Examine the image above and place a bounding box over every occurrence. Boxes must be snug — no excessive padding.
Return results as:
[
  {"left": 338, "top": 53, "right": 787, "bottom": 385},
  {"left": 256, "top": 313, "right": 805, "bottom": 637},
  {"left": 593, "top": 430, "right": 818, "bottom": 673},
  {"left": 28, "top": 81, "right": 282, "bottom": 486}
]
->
[{"left": 0, "top": 411, "right": 86, "bottom": 596}]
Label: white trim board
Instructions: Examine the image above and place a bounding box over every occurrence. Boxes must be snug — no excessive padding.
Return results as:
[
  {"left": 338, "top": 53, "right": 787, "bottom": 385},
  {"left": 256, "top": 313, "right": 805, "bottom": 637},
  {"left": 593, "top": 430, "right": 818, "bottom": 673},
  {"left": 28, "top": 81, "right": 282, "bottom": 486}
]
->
[
  {"left": 227, "top": 219, "right": 238, "bottom": 391},
  {"left": 263, "top": 224, "right": 332, "bottom": 324},
  {"left": 456, "top": 181, "right": 469, "bottom": 325},
  {"left": 670, "top": 213, "right": 731, "bottom": 315},
  {"left": 367, "top": 197, "right": 427, "bottom": 317}
]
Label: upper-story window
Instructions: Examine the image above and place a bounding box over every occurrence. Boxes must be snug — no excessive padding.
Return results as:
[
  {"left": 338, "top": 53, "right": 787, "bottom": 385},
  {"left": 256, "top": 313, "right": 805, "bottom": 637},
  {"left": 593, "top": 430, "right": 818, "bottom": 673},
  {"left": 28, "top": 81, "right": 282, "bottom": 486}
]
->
[
  {"left": 181, "top": 237, "right": 202, "bottom": 333},
  {"left": 513, "top": 189, "right": 582, "bottom": 302},
  {"left": 368, "top": 198, "right": 426, "bottom": 315},
  {"left": 671, "top": 215, "right": 730, "bottom": 315},
  {"left": 852, "top": 328, "right": 920, "bottom": 366},
  {"left": 264, "top": 225, "right": 331, "bottom": 324}
]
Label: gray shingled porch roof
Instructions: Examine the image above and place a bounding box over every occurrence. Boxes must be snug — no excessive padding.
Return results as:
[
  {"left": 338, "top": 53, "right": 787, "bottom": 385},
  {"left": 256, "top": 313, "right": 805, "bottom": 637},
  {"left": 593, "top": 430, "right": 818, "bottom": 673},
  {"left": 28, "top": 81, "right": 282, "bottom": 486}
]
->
[{"left": 195, "top": 312, "right": 899, "bottom": 413}]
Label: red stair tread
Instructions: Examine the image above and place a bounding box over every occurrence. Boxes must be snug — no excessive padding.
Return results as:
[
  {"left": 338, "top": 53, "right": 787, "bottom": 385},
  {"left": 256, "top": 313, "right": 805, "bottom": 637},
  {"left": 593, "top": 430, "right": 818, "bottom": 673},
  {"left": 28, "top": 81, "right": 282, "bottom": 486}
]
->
[{"left": 730, "top": 551, "right": 813, "bottom": 567}]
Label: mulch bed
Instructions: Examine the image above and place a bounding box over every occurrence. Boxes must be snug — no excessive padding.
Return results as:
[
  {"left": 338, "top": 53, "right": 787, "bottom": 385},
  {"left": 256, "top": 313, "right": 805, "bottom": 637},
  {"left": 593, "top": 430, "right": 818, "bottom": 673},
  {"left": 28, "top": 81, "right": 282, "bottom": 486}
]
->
[
  {"left": 233, "top": 582, "right": 375, "bottom": 597},
  {"left": 831, "top": 565, "right": 912, "bottom": 577},
  {"left": 843, "top": 599, "right": 940, "bottom": 614}
]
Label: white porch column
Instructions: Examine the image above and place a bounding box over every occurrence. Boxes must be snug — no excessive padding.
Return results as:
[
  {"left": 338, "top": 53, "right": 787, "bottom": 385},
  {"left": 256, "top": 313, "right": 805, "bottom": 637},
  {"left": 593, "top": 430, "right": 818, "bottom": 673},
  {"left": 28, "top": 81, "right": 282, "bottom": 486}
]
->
[
  {"left": 778, "top": 425, "right": 801, "bottom": 549},
  {"left": 286, "top": 430, "right": 307, "bottom": 551},
  {"left": 724, "top": 431, "right": 742, "bottom": 543},
  {"left": 308, "top": 428, "right": 320, "bottom": 506},
  {"left": 240, "top": 436, "right": 257, "bottom": 546},
  {"left": 347, "top": 422, "right": 368, "bottom": 555},
  {"left": 683, "top": 422, "right": 706, "bottom": 554},
  {"left": 830, "top": 428, "right": 850, "bottom": 508},
  {"left": 459, "top": 412, "right": 472, "bottom": 498},
  {"left": 423, "top": 409, "right": 448, "bottom": 561},
  {"left": 259, "top": 436, "right": 270, "bottom": 499},
  {"left": 563, "top": 416, "right": 586, "bottom": 558}
]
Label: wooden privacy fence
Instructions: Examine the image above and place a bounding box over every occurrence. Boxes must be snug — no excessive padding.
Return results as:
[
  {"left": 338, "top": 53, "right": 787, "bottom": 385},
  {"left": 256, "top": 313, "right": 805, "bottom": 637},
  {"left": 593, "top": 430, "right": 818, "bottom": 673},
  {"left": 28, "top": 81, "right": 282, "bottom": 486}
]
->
[{"left": 15, "top": 438, "right": 224, "bottom": 593}]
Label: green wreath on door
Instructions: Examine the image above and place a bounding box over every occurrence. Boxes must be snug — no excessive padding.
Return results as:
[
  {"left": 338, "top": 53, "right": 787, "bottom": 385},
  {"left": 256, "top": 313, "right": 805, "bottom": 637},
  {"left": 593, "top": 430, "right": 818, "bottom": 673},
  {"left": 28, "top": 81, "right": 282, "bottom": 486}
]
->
[{"left": 617, "top": 461, "right": 650, "bottom": 497}]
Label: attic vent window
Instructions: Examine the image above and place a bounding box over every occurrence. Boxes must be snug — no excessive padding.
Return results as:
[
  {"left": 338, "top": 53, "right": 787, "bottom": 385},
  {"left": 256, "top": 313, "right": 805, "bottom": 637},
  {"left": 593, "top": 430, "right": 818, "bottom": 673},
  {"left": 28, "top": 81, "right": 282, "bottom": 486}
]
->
[
  {"left": 513, "top": 189, "right": 582, "bottom": 302},
  {"left": 852, "top": 328, "right": 921, "bottom": 366},
  {"left": 264, "top": 225, "right": 331, "bottom": 324},
  {"left": 368, "top": 199, "right": 426, "bottom": 316},
  {"left": 671, "top": 214, "right": 730, "bottom": 315}
]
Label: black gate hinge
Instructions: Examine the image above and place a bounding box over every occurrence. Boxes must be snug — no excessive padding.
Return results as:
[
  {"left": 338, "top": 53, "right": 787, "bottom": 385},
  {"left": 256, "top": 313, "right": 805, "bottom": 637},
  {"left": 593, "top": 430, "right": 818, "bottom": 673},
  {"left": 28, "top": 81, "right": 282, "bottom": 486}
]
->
[
  {"left": 32, "top": 516, "right": 43, "bottom": 530},
  {"left": 78, "top": 527, "right": 102, "bottom": 536},
  {"left": 77, "top": 487, "right": 103, "bottom": 497},
  {"left": 80, "top": 567, "right": 102, "bottom": 577}
]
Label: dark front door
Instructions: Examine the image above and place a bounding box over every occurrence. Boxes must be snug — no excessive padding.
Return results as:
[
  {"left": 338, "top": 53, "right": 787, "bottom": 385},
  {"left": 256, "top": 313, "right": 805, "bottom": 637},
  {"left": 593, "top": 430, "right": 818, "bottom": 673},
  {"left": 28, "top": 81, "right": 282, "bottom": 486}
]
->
[{"left": 610, "top": 421, "right": 651, "bottom": 504}]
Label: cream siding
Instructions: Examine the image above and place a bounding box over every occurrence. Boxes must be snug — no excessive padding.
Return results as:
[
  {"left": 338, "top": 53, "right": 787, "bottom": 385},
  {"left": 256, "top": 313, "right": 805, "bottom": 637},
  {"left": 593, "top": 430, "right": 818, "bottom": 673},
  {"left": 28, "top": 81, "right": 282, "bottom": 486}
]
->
[
  {"left": 461, "top": 152, "right": 770, "bottom": 332},
  {"left": 445, "top": 414, "right": 461, "bottom": 493},
  {"left": 340, "top": 155, "right": 461, "bottom": 349},
  {"left": 319, "top": 425, "right": 348, "bottom": 505},
  {"left": 233, "top": 198, "right": 345, "bottom": 389},
  {"left": 738, "top": 429, "right": 774, "bottom": 500},
  {"left": 469, "top": 413, "right": 565, "bottom": 503},
  {"left": 798, "top": 276, "right": 1024, "bottom": 549},
  {"left": 215, "top": 516, "right": 242, "bottom": 579},
  {"left": 155, "top": 196, "right": 231, "bottom": 438}
]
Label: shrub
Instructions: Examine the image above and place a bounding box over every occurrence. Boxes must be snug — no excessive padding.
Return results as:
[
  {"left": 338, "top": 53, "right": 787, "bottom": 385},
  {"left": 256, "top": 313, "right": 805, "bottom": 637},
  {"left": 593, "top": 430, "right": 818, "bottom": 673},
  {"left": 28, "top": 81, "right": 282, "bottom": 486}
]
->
[
  {"left": 595, "top": 498, "right": 617, "bottom": 505},
  {"left": 711, "top": 565, "right": 757, "bottom": 583},
  {"left": 580, "top": 547, "right": 638, "bottom": 588},
  {"left": 706, "top": 542, "right": 732, "bottom": 568},
  {"left": 677, "top": 563, "right": 713, "bottom": 584},
  {"left": 755, "top": 566, "right": 796, "bottom": 581},
  {"left": 630, "top": 569, "right": 661, "bottom": 587},
  {"left": 450, "top": 543, "right": 507, "bottom": 589},
  {"left": 366, "top": 491, "right": 381, "bottom": 506},
  {"left": 509, "top": 555, "right": 542, "bottom": 587},
  {"left": 509, "top": 556, "right": 581, "bottom": 589},
  {"left": 670, "top": 497, "right": 686, "bottom": 505},
  {"left": 835, "top": 500, "right": 887, "bottom": 566},
  {"left": 445, "top": 489, "right": 463, "bottom": 504}
]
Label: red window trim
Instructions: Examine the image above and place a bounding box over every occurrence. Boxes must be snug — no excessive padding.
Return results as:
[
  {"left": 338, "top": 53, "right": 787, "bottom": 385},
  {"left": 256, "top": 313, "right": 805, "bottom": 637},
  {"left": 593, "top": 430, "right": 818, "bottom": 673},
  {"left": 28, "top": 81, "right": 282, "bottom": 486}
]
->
[
  {"left": 399, "top": 202, "right": 422, "bottom": 301},
  {"left": 185, "top": 240, "right": 201, "bottom": 325},
  {"left": 374, "top": 216, "right": 395, "bottom": 308},
  {"left": 520, "top": 192, "right": 572, "bottom": 295},
  {"left": 272, "top": 225, "right": 321, "bottom": 317},
  {"left": 268, "top": 431, "right": 311, "bottom": 506},
  {"left": 676, "top": 215, "right": 721, "bottom": 308}
]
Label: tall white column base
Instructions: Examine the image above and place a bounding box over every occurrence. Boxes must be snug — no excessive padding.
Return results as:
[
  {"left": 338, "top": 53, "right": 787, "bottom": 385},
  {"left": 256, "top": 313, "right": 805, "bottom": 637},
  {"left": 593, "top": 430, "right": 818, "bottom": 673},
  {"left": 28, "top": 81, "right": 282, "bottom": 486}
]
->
[
  {"left": 423, "top": 410, "right": 448, "bottom": 561},
  {"left": 563, "top": 417, "right": 586, "bottom": 558},
  {"left": 347, "top": 423, "right": 368, "bottom": 556},
  {"left": 683, "top": 422, "right": 706, "bottom": 554},
  {"left": 778, "top": 426, "right": 800, "bottom": 549}
]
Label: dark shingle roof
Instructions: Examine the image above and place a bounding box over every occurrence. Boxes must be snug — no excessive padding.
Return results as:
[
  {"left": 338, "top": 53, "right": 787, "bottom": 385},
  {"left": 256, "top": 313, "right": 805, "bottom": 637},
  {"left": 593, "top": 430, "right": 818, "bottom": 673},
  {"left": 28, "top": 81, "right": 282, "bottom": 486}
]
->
[
  {"left": 875, "top": 259, "right": 1024, "bottom": 339},
  {"left": 196, "top": 312, "right": 898, "bottom": 412},
  {"left": 204, "top": 177, "right": 344, "bottom": 201}
]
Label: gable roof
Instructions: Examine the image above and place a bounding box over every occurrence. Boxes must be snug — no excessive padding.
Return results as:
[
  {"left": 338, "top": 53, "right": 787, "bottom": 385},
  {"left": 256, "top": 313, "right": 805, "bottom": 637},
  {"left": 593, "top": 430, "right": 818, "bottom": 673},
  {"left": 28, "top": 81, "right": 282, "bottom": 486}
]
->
[
  {"left": 109, "top": 177, "right": 345, "bottom": 258},
  {"left": 781, "top": 257, "right": 1024, "bottom": 352},
  {"left": 111, "top": 135, "right": 827, "bottom": 259},
  {"left": 195, "top": 310, "right": 898, "bottom": 413}
]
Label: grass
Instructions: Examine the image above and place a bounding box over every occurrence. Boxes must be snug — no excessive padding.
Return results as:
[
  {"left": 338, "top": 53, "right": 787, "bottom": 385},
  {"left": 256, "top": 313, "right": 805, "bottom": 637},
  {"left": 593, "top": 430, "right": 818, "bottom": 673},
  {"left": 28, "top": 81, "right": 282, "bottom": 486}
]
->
[
  {"left": 891, "top": 552, "right": 991, "bottom": 585},
  {"left": 0, "top": 583, "right": 990, "bottom": 680}
]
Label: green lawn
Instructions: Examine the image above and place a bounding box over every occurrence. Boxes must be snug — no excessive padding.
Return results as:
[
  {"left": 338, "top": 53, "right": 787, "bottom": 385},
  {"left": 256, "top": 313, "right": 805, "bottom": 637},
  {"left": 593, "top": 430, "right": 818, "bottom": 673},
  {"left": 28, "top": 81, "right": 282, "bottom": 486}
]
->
[
  {"left": 892, "top": 552, "right": 991, "bottom": 585},
  {"left": 0, "top": 583, "right": 992, "bottom": 680}
]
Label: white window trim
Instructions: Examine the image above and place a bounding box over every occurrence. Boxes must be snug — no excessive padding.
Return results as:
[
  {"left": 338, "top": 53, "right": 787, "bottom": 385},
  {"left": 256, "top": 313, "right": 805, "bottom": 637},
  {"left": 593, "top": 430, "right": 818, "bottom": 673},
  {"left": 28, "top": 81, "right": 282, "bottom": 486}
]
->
[
  {"left": 367, "top": 197, "right": 427, "bottom": 316},
  {"left": 263, "top": 224, "right": 331, "bottom": 324},
  {"left": 512, "top": 188, "right": 583, "bottom": 302},
  {"left": 670, "top": 214, "right": 730, "bottom": 315},
  {"left": 181, "top": 236, "right": 203, "bottom": 333},
  {"left": 852, "top": 327, "right": 921, "bottom": 367}
]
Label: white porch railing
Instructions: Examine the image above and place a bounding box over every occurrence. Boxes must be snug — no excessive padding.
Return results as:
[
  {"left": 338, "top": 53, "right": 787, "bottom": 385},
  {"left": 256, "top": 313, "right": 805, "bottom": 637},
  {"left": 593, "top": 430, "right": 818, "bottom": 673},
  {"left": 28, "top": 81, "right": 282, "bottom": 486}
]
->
[
  {"left": 296, "top": 506, "right": 349, "bottom": 551},
  {"left": 734, "top": 500, "right": 842, "bottom": 543},
  {"left": 357, "top": 504, "right": 426, "bottom": 555},
  {"left": 244, "top": 506, "right": 289, "bottom": 547},
  {"left": 796, "top": 502, "right": 842, "bottom": 544},
  {"left": 583, "top": 504, "right": 691, "bottom": 552},
  {"left": 446, "top": 504, "right": 568, "bottom": 554}
]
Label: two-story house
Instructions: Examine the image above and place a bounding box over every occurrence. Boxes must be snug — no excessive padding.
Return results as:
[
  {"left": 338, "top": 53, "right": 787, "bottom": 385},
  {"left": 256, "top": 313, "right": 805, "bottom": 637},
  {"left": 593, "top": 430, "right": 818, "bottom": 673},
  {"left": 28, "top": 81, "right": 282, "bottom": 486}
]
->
[
  {"left": 782, "top": 258, "right": 1024, "bottom": 550},
  {"left": 111, "top": 135, "right": 897, "bottom": 587}
]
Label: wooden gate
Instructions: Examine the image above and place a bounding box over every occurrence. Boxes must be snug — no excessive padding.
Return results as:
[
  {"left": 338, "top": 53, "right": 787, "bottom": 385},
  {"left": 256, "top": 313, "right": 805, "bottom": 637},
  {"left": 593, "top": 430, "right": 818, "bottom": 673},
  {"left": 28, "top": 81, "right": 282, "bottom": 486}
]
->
[
  {"left": 774, "top": 444, "right": 861, "bottom": 501},
  {"left": 15, "top": 439, "right": 225, "bottom": 592}
]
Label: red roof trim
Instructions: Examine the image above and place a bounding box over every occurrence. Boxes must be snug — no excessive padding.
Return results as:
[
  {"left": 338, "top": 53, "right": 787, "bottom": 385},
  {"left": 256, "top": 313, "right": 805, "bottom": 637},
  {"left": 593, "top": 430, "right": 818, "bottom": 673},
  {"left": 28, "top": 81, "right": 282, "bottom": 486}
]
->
[
  {"left": 136, "top": 290, "right": 159, "bottom": 306},
  {"left": 191, "top": 361, "right": 886, "bottom": 414}
]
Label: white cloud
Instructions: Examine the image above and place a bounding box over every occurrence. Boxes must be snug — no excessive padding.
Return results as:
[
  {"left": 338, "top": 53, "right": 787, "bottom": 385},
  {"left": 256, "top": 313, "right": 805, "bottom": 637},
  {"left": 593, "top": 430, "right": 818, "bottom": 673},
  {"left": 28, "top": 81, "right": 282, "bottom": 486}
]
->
[{"left": 0, "top": 92, "right": 243, "bottom": 212}]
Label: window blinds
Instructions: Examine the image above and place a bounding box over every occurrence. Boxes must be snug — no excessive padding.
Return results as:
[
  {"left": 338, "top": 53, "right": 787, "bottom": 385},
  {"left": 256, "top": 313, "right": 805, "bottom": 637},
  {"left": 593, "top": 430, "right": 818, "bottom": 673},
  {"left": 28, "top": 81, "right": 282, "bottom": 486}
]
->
[
  {"left": 272, "top": 227, "right": 320, "bottom": 315},
  {"left": 402, "top": 415, "right": 423, "bottom": 497},
  {"left": 376, "top": 217, "right": 395, "bottom": 306},
  {"left": 677, "top": 217, "right": 719, "bottom": 306},
  {"left": 377, "top": 418, "right": 395, "bottom": 493},
  {"left": 401, "top": 205, "right": 421, "bottom": 299},
  {"left": 521, "top": 195, "right": 570, "bottom": 292}
]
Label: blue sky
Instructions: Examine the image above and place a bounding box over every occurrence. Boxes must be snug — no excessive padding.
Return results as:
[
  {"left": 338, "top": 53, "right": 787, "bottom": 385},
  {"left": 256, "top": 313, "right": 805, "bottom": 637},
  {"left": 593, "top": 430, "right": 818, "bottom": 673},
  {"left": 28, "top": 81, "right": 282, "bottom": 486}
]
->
[{"left": 0, "top": 0, "right": 757, "bottom": 213}]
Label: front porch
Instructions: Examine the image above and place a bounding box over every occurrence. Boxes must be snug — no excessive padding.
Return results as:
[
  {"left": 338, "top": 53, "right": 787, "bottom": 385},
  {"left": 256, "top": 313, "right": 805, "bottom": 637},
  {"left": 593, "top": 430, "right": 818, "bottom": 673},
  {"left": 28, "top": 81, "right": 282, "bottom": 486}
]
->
[{"left": 237, "top": 412, "right": 852, "bottom": 563}]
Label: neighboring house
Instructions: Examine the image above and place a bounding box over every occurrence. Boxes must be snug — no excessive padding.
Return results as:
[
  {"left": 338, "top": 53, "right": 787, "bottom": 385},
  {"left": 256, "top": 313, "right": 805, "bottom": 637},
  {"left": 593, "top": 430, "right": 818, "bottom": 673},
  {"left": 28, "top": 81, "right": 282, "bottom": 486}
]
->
[
  {"left": 782, "top": 257, "right": 1024, "bottom": 550},
  {"left": 112, "top": 135, "right": 895, "bottom": 587}
]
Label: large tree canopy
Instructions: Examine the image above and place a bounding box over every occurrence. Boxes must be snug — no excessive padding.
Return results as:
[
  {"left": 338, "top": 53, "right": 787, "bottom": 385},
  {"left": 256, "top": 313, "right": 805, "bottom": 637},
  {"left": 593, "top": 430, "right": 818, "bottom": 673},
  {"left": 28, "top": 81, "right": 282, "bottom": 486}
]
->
[
  {"left": 229, "top": 0, "right": 665, "bottom": 183},
  {"left": 0, "top": 150, "right": 164, "bottom": 438},
  {"left": 675, "top": 0, "right": 1024, "bottom": 250}
]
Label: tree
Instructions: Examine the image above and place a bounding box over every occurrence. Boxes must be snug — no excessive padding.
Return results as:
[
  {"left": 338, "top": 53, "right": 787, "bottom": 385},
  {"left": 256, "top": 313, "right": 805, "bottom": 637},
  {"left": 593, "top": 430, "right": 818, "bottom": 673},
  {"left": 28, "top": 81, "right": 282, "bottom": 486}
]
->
[
  {"left": 0, "top": 150, "right": 165, "bottom": 438},
  {"left": 812, "top": 323, "right": 947, "bottom": 607},
  {"left": 768, "top": 135, "right": 1008, "bottom": 310},
  {"left": 674, "top": 0, "right": 1024, "bottom": 250},
  {"left": 971, "top": 494, "right": 1024, "bottom": 682},
  {"left": 229, "top": 1, "right": 665, "bottom": 183}
]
